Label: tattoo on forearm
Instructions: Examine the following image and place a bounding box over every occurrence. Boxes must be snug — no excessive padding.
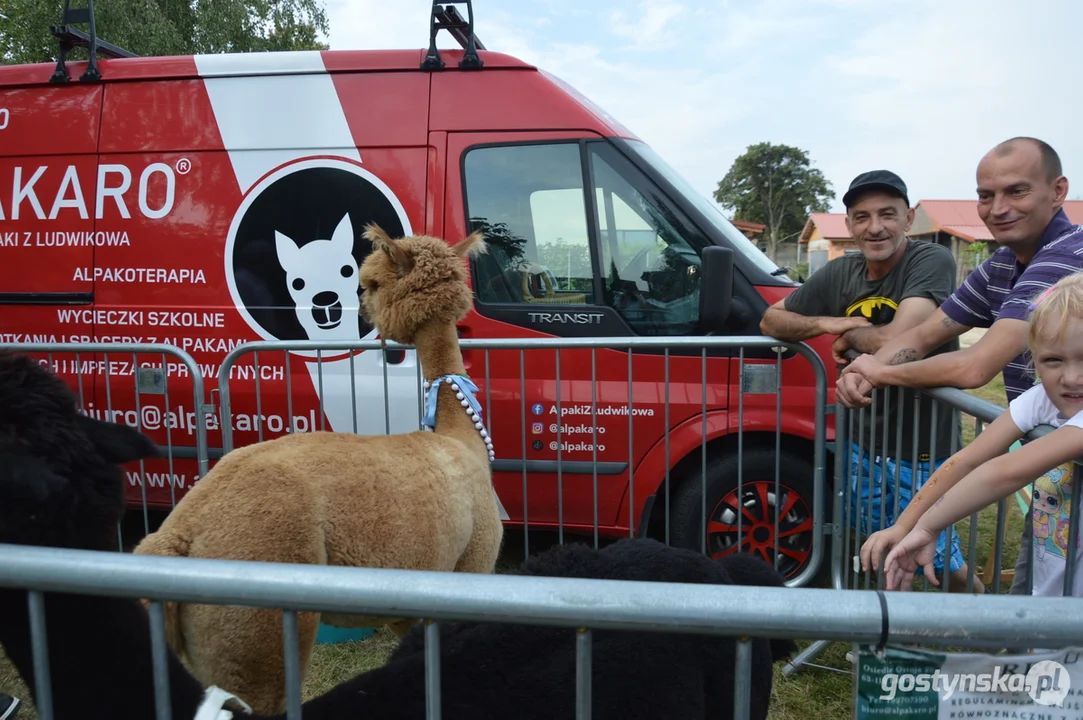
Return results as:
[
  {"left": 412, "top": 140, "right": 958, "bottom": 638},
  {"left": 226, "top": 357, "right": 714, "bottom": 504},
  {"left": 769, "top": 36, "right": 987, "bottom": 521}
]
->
[{"left": 888, "top": 348, "right": 918, "bottom": 366}]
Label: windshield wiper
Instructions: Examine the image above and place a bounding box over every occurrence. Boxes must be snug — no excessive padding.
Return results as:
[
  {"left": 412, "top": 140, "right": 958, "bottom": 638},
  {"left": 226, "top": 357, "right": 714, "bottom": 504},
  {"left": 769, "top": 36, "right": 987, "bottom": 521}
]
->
[{"left": 771, "top": 266, "right": 804, "bottom": 283}]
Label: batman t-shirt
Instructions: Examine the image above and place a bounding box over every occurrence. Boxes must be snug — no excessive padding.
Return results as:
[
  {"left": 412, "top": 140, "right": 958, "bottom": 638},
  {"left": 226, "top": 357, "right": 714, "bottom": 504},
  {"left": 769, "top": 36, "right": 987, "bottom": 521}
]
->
[{"left": 784, "top": 238, "right": 960, "bottom": 461}]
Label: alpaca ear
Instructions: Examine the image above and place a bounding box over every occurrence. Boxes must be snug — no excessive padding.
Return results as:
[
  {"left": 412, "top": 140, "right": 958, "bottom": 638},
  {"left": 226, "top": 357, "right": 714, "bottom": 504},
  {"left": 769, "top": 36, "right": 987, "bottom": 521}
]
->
[
  {"left": 451, "top": 231, "right": 487, "bottom": 258},
  {"left": 330, "top": 213, "right": 354, "bottom": 253},
  {"left": 363, "top": 223, "right": 414, "bottom": 276},
  {"left": 274, "top": 230, "right": 300, "bottom": 270},
  {"left": 77, "top": 415, "right": 161, "bottom": 465}
]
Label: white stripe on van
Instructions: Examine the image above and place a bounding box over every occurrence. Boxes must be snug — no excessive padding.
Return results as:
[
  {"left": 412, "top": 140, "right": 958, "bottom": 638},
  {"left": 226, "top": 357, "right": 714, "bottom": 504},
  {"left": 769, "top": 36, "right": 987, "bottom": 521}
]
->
[
  {"left": 195, "top": 54, "right": 423, "bottom": 439},
  {"left": 193, "top": 51, "right": 328, "bottom": 78},
  {"left": 193, "top": 69, "right": 360, "bottom": 190}
]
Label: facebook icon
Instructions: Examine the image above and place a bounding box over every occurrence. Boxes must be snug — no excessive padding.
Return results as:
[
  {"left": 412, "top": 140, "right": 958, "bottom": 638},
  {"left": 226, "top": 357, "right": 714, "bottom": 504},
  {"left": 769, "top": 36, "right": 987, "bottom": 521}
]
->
[{"left": 531, "top": 403, "right": 545, "bottom": 416}]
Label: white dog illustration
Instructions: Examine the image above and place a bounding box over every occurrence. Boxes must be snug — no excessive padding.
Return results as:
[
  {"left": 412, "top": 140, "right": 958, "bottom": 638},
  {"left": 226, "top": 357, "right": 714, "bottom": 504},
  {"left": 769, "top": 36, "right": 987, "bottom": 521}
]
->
[{"left": 274, "top": 213, "right": 361, "bottom": 341}]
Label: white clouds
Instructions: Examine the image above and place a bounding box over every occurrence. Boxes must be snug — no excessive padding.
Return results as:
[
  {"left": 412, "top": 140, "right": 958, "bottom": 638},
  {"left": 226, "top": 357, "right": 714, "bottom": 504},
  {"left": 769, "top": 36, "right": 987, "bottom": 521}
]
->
[
  {"left": 706, "top": 0, "right": 832, "bottom": 55},
  {"left": 324, "top": 0, "right": 450, "bottom": 50},
  {"left": 321, "top": 0, "right": 750, "bottom": 201},
  {"left": 321, "top": 0, "right": 1083, "bottom": 211},
  {"left": 609, "top": 1, "right": 687, "bottom": 50},
  {"left": 816, "top": 0, "right": 1082, "bottom": 206}
]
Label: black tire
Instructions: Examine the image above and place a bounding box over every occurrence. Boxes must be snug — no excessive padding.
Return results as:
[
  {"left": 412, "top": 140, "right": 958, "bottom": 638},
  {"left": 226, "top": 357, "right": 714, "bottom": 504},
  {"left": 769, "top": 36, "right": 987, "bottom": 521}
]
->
[{"left": 669, "top": 447, "right": 822, "bottom": 584}]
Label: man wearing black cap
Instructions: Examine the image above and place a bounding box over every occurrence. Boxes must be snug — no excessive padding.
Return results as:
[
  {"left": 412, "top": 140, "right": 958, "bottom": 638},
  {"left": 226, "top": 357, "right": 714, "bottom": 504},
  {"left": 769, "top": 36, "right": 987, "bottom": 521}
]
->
[{"left": 760, "top": 169, "right": 982, "bottom": 592}]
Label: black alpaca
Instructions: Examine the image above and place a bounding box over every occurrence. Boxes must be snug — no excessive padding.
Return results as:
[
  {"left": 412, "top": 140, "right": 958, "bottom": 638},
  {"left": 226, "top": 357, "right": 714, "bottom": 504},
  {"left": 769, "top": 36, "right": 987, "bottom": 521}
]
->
[{"left": 0, "top": 350, "right": 796, "bottom": 719}]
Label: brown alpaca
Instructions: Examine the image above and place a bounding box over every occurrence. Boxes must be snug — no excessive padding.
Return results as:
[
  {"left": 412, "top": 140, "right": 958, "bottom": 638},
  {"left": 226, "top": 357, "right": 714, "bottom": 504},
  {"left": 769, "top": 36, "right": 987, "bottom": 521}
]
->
[{"left": 132, "top": 225, "right": 505, "bottom": 715}]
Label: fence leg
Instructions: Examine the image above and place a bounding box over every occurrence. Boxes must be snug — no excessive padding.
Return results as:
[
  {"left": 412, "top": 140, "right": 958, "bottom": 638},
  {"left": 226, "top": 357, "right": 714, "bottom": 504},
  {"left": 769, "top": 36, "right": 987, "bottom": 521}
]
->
[
  {"left": 576, "top": 627, "right": 592, "bottom": 720},
  {"left": 781, "top": 639, "right": 833, "bottom": 677},
  {"left": 733, "top": 637, "right": 752, "bottom": 719}
]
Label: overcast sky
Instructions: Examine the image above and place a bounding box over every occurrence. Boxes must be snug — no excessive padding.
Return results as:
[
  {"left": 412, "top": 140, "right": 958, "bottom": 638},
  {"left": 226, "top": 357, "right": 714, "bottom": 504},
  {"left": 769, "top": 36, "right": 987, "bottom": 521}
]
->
[{"left": 324, "top": 0, "right": 1082, "bottom": 214}]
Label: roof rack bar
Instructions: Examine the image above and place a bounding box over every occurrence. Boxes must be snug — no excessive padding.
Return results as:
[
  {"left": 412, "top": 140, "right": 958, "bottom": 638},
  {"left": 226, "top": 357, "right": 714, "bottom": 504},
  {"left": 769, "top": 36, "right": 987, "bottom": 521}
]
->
[
  {"left": 421, "top": 1, "right": 485, "bottom": 71},
  {"left": 49, "top": 0, "right": 138, "bottom": 85}
]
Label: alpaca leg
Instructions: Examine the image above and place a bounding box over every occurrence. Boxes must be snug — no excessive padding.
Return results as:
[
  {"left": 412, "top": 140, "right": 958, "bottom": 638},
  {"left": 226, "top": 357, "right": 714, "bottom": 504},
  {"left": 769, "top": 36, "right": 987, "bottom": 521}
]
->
[
  {"left": 265, "top": 609, "right": 321, "bottom": 713},
  {"left": 181, "top": 602, "right": 320, "bottom": 716},
  {"left": 379, "top": 504, "right": 501, "bottom": 646},
  {"left": 454, "top": 509, "right": 504, "bottom": 575}
]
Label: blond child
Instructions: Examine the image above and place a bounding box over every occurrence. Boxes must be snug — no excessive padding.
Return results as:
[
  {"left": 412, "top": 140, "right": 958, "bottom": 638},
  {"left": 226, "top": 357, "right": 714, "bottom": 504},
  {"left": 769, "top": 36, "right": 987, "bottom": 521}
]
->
[{"left": 860, "top": 271, "right": 1083, "bottom": 596}]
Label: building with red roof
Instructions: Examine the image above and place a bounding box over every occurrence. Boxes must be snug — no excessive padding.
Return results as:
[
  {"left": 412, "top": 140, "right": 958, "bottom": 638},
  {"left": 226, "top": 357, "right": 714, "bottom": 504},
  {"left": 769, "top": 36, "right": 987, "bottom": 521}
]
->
[
  {"left": 798, "top": 212, "right": 851, "bottom": 273},
  {"left": 910, "top": 200, "right": 1083, "bottom": 284},
  {"left": 731, "top": 219, "right": 766, "bottom": 240}
]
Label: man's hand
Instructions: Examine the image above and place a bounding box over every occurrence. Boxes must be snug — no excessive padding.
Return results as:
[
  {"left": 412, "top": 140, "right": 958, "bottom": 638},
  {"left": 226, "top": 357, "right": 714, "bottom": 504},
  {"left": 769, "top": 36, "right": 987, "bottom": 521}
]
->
[
  {"left": 832, "top": 334, "right": 853, "bottom": 366},
  {"left": 840, "top": 352, "right": 892, "bottom": 385},
  {"left": 836, "top": 371, "right": 873, "bottom": 408},
  {"left": 820, "top": 316, "right": 872, "bottom": 336},
  {"left": 835, "top": 352, "right": 888, "bottom": 408}
]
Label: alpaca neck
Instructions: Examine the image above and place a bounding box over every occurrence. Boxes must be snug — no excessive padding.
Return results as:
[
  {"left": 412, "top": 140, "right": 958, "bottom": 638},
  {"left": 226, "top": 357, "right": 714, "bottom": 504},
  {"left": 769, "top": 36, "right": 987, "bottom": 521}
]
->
[
  {"left": 414, "top": 320, "right": 466, "bottom": 380},
  {"left": 413, "top": 322, "right": 491, "bottom": 457}
]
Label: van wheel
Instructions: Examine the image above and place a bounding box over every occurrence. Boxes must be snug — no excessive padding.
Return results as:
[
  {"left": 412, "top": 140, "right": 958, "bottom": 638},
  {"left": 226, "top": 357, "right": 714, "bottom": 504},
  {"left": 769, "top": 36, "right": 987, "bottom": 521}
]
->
[{"left": 669, "top": 448, "right": 820, "bottom": 584}]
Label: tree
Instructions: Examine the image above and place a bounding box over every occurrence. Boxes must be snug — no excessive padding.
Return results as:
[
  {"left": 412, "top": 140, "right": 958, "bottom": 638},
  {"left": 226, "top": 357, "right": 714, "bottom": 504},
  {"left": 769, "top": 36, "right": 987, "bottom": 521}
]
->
[
  {"left": 468, "top": 218, "right": 527, "bottom": 269},
  {"left": 0, "top": 0, "right": 330, "bottom": 66},
  {"left": 713, "top": 142, "right": 835, "bottom": 262}
]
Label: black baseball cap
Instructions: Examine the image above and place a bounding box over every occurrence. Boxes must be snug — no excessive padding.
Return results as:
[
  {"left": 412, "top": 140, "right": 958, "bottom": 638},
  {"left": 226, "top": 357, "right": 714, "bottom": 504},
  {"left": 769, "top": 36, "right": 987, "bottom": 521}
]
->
[{"left": 842, "top": 170, "right": 909, "bottom": 209}]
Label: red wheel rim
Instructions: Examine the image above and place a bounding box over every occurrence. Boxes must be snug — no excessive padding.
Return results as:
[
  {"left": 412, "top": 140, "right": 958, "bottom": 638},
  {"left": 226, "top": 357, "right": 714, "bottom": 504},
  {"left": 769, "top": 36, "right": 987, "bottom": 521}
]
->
[{"left": 705, "top": 480, "right": 814, "bottom": 580}]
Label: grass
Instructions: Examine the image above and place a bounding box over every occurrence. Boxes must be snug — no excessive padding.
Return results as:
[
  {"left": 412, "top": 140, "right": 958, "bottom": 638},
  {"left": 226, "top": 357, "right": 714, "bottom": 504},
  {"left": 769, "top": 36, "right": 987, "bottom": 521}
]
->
[
  {"left": 0, "top": 647, "right": 31, "bottom": 718},
  {"left": 0, "top": 376, "right": 1027, "bottom": 720},
  {"left": 301, "top": 628, "right": 400, "bottom": 700}
]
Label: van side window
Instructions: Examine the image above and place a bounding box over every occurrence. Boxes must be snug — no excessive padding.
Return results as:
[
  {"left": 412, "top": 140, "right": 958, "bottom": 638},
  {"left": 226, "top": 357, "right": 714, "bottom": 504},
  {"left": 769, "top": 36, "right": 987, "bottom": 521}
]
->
[
  {"left": 464, "top": 143, "right": 596, "bottom": 305},
  {"left": 589, "top": 143, "right": 705, "bottom": 336}
]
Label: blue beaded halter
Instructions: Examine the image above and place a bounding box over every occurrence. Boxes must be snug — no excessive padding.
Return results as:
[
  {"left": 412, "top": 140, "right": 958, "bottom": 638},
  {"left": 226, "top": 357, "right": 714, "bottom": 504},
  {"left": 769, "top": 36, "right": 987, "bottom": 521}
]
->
[{"left": 420, "top": 374, "right": 494, "bottom": 463}]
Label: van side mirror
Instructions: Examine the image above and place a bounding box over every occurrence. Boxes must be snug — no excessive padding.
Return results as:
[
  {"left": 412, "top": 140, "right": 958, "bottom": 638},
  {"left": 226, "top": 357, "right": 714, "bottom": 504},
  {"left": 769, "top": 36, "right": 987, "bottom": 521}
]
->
[{"left": 699, "top": 245, "right": 734, "bottom": 332}]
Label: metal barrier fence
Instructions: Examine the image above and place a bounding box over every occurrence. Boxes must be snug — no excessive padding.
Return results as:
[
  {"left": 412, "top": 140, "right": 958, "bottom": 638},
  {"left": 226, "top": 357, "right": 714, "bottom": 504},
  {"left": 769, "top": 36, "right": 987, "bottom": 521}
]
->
[
  {"left": 5, "top": 338, "right": 1079, "bottom": 607},
  {"left": 213, "top": 335, "right": 830, "bottom": 588},
  {"left": 2, "top": 543, "right": 1083, "bottom": 720},
  {"left": 784, "top": 380, "right": 1083, "bottom": 677},
  {"left": 836, "top": 382, "right": 1083, "bottom": 595},
  {"left": 2, "top": 336, "right": 830, "bottom": 588}
]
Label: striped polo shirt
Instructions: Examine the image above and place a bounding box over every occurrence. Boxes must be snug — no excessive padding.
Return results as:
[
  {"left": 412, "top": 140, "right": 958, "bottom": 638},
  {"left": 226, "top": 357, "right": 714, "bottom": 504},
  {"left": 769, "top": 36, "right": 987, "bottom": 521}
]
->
[{"left": 940, "top": 208, "right": 1083, "bottom": 402}]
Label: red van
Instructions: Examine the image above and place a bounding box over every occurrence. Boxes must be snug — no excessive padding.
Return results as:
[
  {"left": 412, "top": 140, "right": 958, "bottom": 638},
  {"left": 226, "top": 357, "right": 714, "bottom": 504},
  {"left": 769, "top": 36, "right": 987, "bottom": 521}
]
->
[{"left": 0, "top": 2, "right": 835, "bottom": 583}]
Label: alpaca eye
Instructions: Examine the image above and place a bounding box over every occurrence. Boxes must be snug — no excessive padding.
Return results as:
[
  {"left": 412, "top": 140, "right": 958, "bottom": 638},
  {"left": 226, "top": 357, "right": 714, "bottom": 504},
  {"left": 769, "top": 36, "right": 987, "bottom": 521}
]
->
[
  {"left": 292, "top": 278, "right": 305, "bottom": 291},
  {"left": 340, "top": 265, "right": 354, "bottom": 278}
]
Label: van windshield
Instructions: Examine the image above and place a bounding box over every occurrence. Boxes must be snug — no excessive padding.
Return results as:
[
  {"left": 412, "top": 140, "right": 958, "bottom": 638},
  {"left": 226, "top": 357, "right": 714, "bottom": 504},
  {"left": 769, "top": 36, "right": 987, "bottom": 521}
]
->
[{"left": 618, "top": 140, "right": 795, "bottom": 285}]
